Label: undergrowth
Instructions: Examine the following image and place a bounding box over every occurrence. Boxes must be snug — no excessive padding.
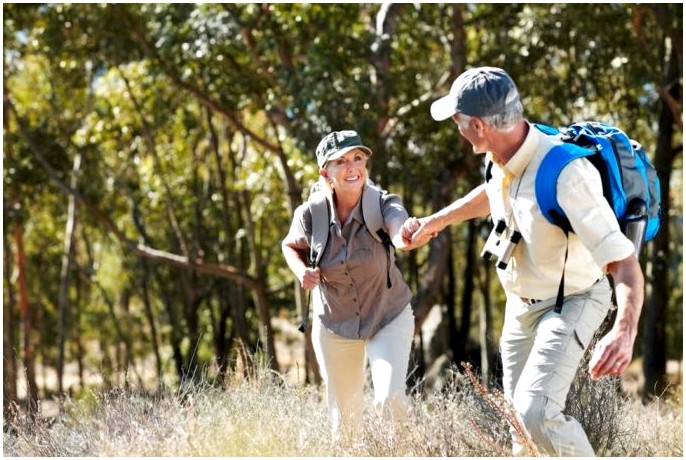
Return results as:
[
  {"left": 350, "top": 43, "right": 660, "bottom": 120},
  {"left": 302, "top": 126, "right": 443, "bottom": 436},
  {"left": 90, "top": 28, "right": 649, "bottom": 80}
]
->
[{"left": 3, "top": 363, "right": 683, "bottom": 457}]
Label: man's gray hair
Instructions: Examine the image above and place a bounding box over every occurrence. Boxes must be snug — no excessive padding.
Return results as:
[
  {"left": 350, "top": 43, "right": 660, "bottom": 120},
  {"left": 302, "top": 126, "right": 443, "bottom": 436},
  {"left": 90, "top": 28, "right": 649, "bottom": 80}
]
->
[
  {"left": 481, "top": 99, "right": 524, "bottom": 130},
  {"left": 459, "top": 99, "right": 524, "bottom": 131}
]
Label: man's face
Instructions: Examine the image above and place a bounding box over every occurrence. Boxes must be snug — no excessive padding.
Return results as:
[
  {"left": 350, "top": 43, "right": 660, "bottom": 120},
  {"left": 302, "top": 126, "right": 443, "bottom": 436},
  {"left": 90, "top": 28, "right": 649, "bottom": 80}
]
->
[{"left": 452, "top": 113, "right": 488, "bottom": 154}]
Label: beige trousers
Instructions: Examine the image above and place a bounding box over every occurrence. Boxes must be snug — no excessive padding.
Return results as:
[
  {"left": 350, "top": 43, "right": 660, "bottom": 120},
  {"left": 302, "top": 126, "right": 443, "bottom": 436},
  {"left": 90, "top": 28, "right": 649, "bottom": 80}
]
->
[
  {"left": 312, "top": 304, "right": 414, "bottom": 440},
  {"left": 500, "top": 277, "right": 612, "bottom": 457}
]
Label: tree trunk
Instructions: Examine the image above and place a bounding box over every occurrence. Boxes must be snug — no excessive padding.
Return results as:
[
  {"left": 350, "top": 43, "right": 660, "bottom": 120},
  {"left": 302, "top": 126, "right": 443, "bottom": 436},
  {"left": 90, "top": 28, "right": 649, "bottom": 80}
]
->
[
  {"left": 73, "top": 246, "right": 86, "bottom": 391},
  {"left": 642, "top": 35, "right": 679, "bottom": 400},
  {"left": 57, "top": 153, "right": 81, "bottom": 395},
  {"left": 238, "top": 189, "right": 278, "bottom": 371},
  {"left": 140, "top": 263, "right": 163, "bottom": 389},
  {"left": 445, "top": 232, "right": 460, "bottom": 361},
  {"left": 479, "top": 253, "right": 495, "bottom": 386},
  {"left": 3, "top": 220, "right": 18, "bottom": 413},
  {"left": 231, "top": 282, "right": 254, "bottom": 379},
  {"left": 457, "top": 222, "right": 477, "bottom": 365},
  {"left": 13, "top": 223, "right": 39, "bottom": 414},
  {"left": 412, "top": 3, "right": 469, "bottom": 331}
]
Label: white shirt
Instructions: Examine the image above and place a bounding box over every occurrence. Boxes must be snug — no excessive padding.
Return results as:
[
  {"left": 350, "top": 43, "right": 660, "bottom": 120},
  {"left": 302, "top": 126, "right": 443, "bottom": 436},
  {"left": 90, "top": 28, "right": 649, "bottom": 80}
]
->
[{"left": 484, "top": 122, "right": 635, "bottom": 300}]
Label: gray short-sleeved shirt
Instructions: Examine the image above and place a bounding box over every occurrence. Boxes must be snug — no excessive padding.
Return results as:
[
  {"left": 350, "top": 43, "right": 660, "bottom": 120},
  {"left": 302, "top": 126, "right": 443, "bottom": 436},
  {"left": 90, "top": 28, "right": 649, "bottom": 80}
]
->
[{"left": 285, "top": 190, "right": 413, "bottom": 339}]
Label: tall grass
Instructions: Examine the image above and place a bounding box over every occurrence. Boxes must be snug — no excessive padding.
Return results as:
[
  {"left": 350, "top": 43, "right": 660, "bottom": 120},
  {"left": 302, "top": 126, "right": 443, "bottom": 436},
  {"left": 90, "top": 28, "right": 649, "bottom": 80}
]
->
[{"left": 3, "top": 363, "right": 682, "bottom": 457}]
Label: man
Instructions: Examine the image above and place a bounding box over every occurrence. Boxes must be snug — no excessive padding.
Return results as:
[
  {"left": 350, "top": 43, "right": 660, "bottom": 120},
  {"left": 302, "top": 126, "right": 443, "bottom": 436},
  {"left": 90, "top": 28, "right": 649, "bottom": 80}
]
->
[{"left": 403, "top": 67, "right": 644, "bottom": 456}]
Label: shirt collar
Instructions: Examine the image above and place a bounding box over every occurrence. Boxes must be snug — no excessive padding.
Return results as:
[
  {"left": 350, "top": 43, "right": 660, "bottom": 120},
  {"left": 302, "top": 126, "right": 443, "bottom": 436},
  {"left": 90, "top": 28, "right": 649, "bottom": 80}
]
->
[
  {"left": 503, "top": 121, "right": 539, "bottom": 178},
  {"left": 328, "top": 194, "right": 364, "bottom": 226}
]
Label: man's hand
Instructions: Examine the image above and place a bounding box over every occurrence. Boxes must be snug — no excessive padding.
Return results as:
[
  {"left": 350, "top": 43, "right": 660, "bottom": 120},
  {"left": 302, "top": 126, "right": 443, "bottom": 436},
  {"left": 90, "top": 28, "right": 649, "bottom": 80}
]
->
[
  {"left": 589, "top": 255, "right": 644, "bottom": 380},
  {"left": 401, "top": 217, "right": 436, "bottom": 248},
  {"left": 588, "top": 326, "right": 634, "bottom": 380}
]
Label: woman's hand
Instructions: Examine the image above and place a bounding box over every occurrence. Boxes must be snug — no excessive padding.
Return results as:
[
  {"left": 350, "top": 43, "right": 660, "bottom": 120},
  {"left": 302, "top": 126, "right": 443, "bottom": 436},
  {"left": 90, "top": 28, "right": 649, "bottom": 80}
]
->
[{"left": 300, "top": 266, "right": 321, "bottom": 291}]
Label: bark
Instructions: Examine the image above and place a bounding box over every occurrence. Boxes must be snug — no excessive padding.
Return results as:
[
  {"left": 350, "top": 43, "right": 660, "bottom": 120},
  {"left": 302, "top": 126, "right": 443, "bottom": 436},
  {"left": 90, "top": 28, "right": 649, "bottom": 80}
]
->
[
  {"left": 13, "top": 224, "right": 39, "bottom": 414},
  {"left": 445, "top": 233, "right": 459, "bottom": 360},
  {"left": 57, "top": 153, "right": 81, "bottom": 395},
  {"left": 457, "top": 222, "right": 477, "bottom": 365},
  {"left": 3, "top": 218, "right": 18, "bottom": 413},
  {"left": 207, "top": 114, "right": 254, "bottom": 382},
  {"left": 3, "top": 88, "right": 20, "bottom": 412},
  {"left": 371, "top": 2, "right": 406, "bottom": 137},
  {"left": 412, "top": 3, "right": 470, "bottom": 331},
  {"left": 73, "top": 246, "right": 86, "bottom": 390},
  {"left": 239, "top": 188, "right": 278, "bottom": 371},
  {"left": 140, "top": 263, "right": 163, "bottom": 389},
  {"left": 642, "top": 33, "right": 680, "bottom": 400},
  {"left": 479, "top": 251, "right": 495, "bottom": 385}
]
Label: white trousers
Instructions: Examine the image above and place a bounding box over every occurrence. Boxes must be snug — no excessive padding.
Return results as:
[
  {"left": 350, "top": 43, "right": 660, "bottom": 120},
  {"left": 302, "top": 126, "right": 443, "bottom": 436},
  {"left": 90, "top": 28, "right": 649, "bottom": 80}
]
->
[
  {"left": 312, "top": 304, "right": 414, "bottom": 439},
  {"left": 500, "top": 277, "right": 612, "bottom": 457}
]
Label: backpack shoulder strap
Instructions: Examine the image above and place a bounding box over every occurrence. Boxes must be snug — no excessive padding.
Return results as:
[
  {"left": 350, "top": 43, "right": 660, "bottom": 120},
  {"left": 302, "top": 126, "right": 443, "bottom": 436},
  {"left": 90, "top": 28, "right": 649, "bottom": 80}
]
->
[
  {"left": 535, "top": 143, "right": 595, "bottom": 233},
  {"left": 307, "top": 190, "right": 330, "bottom": 267},
  {"left": 361, "top": 181, "right": 387, "bottom": 244},
  {"left": 361, "top": 180, "right": 394, "bottom": 288}
]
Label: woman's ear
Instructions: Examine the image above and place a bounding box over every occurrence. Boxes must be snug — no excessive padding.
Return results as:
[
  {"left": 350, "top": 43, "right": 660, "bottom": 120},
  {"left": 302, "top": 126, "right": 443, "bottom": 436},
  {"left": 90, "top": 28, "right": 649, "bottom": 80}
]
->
[{"left": 319, "top": 169, "right": 329, "bottom": 179}]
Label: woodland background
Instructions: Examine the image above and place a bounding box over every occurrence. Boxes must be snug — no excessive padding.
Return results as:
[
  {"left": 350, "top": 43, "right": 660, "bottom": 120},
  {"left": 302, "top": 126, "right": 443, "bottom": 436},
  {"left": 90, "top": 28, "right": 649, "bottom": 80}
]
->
[{"left": 2, "top": 3, "right": 683, "bottom": 416}]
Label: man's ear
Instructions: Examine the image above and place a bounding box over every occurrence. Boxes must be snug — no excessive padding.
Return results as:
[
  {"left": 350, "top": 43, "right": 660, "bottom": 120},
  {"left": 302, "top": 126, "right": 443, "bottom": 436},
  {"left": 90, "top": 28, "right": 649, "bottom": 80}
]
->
[{"left": 472, "top": 117, "right": 486, "bottom": 135}]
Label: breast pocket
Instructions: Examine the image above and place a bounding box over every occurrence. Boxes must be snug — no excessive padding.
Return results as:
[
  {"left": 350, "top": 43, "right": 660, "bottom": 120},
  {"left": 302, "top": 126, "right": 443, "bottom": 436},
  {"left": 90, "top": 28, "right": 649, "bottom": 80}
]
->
[
  {"left": 350, "top": 240, "right": 386, "bottom": 275},
  {"left": 352, "top": 246, "right": 372, "bottom": 260}
]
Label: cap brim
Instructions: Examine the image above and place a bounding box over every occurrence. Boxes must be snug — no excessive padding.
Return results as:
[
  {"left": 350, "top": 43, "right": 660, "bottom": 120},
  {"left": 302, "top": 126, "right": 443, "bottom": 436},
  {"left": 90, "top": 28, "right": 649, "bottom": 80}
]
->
[
  {"left": 430, "top": 95, "right": 457, "bottom": 121},
  {"left": 321, "top": 145, "right": 372, "bottom": 168}
]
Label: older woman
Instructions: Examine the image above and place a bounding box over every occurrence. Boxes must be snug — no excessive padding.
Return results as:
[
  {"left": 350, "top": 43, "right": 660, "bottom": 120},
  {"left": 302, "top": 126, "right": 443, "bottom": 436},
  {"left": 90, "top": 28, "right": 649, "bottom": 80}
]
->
[{"left": 282, "top": 130, "right": 427, "bottom": 441}]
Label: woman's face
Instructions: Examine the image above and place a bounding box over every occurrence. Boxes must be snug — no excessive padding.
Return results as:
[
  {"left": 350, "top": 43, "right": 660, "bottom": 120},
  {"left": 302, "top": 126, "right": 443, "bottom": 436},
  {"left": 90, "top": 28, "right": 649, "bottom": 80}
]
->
[{"left": 322, "top": 148, "right": 368, "bottom": 194}]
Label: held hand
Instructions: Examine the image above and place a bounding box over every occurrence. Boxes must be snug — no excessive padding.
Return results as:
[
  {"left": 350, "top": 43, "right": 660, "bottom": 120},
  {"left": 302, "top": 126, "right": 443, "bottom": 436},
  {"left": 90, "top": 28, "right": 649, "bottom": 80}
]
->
[
  {"left": 300, "top": 266, "right": 321, "bottom": 291},
  {"left": 410, "top": 217, "right": 438, "bottom": 245},
  {"left": 401, "top": 217, "right": 421, "bottom": 245},
  {"left": 588, "top": 327, "right": 634, "bottom": 380},
  {"left": 400, "top": 217, "right": 435, "bottom": 249}
]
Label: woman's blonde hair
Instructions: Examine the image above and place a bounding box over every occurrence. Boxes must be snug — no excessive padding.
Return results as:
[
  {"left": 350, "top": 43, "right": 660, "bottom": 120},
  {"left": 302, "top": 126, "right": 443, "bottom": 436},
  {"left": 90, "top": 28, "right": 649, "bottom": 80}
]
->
[{"left": 318, "top": 149, "right": 370, "bottom": 197}]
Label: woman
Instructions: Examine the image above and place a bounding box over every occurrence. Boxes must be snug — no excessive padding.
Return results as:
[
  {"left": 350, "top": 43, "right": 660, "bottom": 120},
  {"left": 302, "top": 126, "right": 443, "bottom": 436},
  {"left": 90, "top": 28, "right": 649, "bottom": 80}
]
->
[{"left": 282, "top": 130, "right": 427, "bottom": 441}]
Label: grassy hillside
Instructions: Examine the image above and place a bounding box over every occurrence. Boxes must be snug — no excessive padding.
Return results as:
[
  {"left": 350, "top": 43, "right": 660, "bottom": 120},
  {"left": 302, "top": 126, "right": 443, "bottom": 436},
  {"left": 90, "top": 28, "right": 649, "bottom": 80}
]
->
[{"left": 3, "top": 363, "right": 682, "bottom": 457}]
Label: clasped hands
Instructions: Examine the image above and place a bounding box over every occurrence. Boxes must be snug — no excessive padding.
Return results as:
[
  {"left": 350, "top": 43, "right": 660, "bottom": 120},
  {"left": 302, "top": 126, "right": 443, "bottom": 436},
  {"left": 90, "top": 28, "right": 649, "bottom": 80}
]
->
[{"left": 400, "top": 216, "right": 438, "bottom": 249}]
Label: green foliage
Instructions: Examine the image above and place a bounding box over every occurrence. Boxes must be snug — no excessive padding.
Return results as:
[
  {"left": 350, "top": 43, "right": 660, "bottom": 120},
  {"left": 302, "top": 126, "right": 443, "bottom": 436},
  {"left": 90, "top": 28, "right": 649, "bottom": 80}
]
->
[{"left": 3, "top": 3, "right": 681, "bottom": 398}]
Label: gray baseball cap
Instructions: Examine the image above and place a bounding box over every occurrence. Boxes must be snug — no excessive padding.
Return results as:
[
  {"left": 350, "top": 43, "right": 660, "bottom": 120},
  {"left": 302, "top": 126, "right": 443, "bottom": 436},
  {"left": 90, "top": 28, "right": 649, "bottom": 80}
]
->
[
  {"left": 430, "top": 66, "right": 521, "bottom": 121},
  {"left": 315, "top": 130, "right": 372, "bottom": 168}
]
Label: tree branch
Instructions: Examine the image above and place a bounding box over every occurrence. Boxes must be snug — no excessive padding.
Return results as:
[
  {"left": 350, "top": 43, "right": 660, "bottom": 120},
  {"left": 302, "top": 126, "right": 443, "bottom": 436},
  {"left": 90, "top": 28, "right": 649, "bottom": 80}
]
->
[
  {"left": 6, "top": 96, "right": 260, "bottom": 290},
  {"left": 122, "top": 9, "right": 282, "bottom": 154}
]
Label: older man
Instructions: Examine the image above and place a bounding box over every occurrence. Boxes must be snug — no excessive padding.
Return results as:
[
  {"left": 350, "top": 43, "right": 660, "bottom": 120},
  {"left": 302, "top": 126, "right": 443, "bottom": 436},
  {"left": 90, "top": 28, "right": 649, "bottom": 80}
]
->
[{"left": 404, "top": 66, "right": 644, "bottom": 456}]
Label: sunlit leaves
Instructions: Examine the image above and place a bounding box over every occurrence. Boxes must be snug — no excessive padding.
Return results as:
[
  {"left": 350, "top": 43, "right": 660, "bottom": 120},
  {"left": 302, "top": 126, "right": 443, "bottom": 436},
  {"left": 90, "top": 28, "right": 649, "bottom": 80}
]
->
[{"left": 3, "top": 3, "right": 680, "bottom": 388}]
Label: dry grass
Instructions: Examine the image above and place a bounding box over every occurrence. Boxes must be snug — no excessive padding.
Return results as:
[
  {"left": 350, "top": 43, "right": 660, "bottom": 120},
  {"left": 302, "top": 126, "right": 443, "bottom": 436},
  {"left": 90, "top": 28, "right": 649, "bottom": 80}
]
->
[{"left": 3, "top": 363, "right": 683, "bottom": 457}]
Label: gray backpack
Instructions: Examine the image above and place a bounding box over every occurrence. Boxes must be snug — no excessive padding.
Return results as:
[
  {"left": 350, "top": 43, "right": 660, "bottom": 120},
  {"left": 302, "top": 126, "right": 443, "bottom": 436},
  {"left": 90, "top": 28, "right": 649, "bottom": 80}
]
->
[{"left": 299, "top": 180, "right": 393, "bottom": 332}]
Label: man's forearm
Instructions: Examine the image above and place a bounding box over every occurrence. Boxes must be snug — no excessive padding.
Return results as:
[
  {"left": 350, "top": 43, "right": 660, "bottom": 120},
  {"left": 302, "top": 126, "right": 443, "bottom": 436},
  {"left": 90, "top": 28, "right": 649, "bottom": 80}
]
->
[
  {"left": 589, "top": 254, "right": 645, "bottom": 380},
  {"left": 426, "top": 183, "right": 490, "bottom": 233},
  {"left": 608, "top": 255, "right": 645, "bottom": 341}
]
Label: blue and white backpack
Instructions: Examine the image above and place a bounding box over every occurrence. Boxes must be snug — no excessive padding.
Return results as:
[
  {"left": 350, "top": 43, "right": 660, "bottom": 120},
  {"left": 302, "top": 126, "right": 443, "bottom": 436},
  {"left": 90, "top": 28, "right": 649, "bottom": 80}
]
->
[
  {"left": 484, "top": 121, "right": 663, "bottom": 313},
  {"left": 533, "top": 121, "right": 662, "bottom": 244}
]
